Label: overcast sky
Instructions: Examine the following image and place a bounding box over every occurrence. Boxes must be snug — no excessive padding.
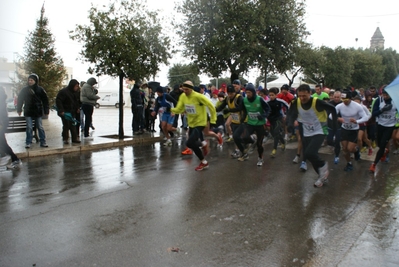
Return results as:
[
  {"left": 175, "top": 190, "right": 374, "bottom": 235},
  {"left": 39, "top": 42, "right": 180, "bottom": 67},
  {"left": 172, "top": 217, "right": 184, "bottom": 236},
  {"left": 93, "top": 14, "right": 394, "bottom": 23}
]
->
[{"left": 1, "top": 0, "right": 398, "bottom": 85}]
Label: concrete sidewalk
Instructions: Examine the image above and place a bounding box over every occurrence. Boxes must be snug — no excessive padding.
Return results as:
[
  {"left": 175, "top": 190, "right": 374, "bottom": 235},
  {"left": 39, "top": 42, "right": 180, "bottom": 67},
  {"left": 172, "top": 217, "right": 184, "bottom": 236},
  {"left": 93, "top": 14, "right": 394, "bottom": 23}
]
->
[{"left": 5, "top": 107, "right": 163, "bottom": 159}]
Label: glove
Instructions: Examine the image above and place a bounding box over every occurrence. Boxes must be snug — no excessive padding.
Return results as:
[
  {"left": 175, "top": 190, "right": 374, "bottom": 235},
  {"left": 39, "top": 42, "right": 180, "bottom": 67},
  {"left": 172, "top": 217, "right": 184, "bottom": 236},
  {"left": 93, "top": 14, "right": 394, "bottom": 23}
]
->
[
  {"left": 257, "top": 115, "right": 264, "bottom": 120},
  {"left": 223, "top": 109, "right": 230, "bottom": 115},
  {"left": 94, "top": 89, "right": 99, "bottom": 95},
  {"left": 381, "top": 104, "right": 392, "bottom": 112}
]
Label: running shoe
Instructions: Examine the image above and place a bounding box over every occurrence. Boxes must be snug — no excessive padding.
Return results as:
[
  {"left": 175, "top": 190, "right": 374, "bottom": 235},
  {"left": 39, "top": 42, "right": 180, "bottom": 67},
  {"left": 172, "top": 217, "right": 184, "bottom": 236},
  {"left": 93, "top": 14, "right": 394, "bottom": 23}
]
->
[
  {"left": 292, "top": 155, "right": 299, "bottom": 164},
  {"left": 202, "top": 141, "right": 209, "bottom": 156},
  {"left": 369, "top": 163, "right": 376, "bottom": 173},
  {"left": 368, "top": 148, "right": 373, "bottom": 156},
  {"left": 248, "top": 141, "right": 257, "bottom": 154},
  {"left": 6, "top": 159, "right": 22, "bottom": 170},
  {"left": 226, "top": 137, "right": 234, "bottom": 142},
  {"left": 163, "top": 139, "right": 172, "bottom": 146},
  {"left": 257, "top": 157, "right": 264, "bottom": 166},
  {"left": 25, "top": 144, "right": 31, "bottom": 149},
  {"left": 217, "top": 133, "right": 223, "bottom": 146},
  {"left": 314, "top": 162, "right": 329, "bottom": 187},
  {"left": 371, "top": 141, "right": 377, "bottom": 148},
  {"left": 354, "top": 149, "right": 360, "bottom": 161},
  {"left": 343, "top": 163, "right": 353, "bottom": 171},
  {"left": 237, "top": 153, "right": 249, "bottom": 162},
  {"left": 380, "top": 148, "right": 388, "bottom": 162},
  {"left": 334, "top": 157, "right": 339, "bottom": 164},
  {"left": 270, "top": 149, "right": 276, "bottom": 158},
  {"left": 230, "top": 150, "right": 239, "bottom": 158},
  {"left": 385, "top": 155, "right": 390, "bottom": 163},
  {"left": 181, "top": 148, "right": 193, "bottom": 155},
  {"left": 300, "top": 161, "right": 307, "bottom": 171},
  {"left": 195, "top": 161, "right": 209, "bottom": 171},
  {"left": 280, "top": 143, "right": 286, "bottom": 151},
  {"left": 40, "top": 143, "right": 49, "bottom": 147},
  {"left": 360, "top": 147, "right": 367, "bottom": 153}
]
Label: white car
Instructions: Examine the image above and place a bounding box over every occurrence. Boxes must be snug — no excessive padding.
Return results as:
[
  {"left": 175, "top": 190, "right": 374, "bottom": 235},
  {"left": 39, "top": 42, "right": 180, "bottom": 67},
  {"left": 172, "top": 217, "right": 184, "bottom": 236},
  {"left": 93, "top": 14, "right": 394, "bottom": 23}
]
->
[
  {"left": 95, "top": 93, "right": 125, "bottom": 108},
  {"left": 6, "top": 99, "right": 16, "bottom": 111}
]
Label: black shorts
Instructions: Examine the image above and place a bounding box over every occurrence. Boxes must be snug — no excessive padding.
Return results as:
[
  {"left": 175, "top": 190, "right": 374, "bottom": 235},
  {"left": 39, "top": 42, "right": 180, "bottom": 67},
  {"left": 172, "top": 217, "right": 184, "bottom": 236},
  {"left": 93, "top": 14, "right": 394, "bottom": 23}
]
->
[{"left": 341, "top": 128, "right": 358, "bottom": 143}]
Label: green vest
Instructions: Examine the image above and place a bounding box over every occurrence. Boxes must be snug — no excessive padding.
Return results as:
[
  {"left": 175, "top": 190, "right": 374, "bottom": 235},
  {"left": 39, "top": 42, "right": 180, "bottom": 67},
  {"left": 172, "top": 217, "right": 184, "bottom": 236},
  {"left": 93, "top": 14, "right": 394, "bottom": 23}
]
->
[{"left": 244, "top": 96, "right": 265, "bottom": 126}]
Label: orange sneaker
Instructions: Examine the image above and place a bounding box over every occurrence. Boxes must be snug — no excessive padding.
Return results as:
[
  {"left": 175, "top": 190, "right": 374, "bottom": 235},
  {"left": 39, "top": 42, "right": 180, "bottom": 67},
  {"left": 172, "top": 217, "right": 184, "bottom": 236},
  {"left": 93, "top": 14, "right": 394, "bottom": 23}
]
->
[
  {"left": 369, "top": 163, "right": 376, "bottom": 173},
  {"left": 181, "top": 148, "right": 193, "bottom": 155},
  {"left": 380, "top": 148, "right": 388, "bottom": 162},
  {"left": 217, "top": 133, "right": 223, "bottom": 145}
]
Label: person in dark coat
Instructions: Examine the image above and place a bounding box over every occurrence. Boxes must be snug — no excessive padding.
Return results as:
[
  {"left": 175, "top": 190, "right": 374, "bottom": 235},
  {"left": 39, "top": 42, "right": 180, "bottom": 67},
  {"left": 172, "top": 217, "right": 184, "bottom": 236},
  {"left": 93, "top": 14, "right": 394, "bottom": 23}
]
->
[
  {"left": 130, "top": 81, "right": 145, "bottom": 134},
  {"left": 170, "top": 84, "right": 183, "bottom": 128},
  {"left": 0, "top": 86, "right": 21, "bottom": 169},
  {"left": 56, "top": 79, "right": 81, "bottom": 144},
  {"left": 16, "top": 73, "right": 50, "bottom": 148}
]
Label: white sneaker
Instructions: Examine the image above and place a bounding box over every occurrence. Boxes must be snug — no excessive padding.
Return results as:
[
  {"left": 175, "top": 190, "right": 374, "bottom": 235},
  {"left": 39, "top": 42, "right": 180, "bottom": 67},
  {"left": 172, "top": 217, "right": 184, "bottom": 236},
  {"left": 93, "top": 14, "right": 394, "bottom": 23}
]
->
[
  {"left": 0, "top": 155, "right": 11, "bottom": 166},
  {"left": 292, "top": 155, "right": 299, "bottom": 164},
  {"left": 84, "top": 136, "right": 93, "bottom": 140},
  {"left": 257, "top": 157, "right": 264, "bottom": 166},
  {"left": 6, "top": 159, "right": 22, "bottom": 170},
  {"left": 300, "top": 161, "right": 307, "bottom": 171},
  {"left": 163, "top": 139, "right": 172, "bottom": 146},
  {"left": 314, "top": 162, "right": 329, "bottom": 187}
]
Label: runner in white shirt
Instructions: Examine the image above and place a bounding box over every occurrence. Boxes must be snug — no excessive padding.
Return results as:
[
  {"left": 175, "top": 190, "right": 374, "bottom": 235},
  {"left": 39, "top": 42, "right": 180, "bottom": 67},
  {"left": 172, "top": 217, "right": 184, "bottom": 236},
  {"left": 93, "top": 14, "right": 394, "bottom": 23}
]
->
[{"left": 335, "top": 89, "right": 369, "bottom": 171}]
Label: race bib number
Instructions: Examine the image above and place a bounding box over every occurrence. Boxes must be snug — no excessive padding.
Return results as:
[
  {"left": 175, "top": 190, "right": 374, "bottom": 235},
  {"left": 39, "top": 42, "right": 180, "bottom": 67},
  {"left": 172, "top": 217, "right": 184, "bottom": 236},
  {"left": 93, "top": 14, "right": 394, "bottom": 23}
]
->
[
  {"left": 303, "top": 122, "right": 315, "bottom": 132},
  {"left": 248, "top": 112, "right": 259, "bottom": 120},
  {"left": 381, "top": 114, "right": 392, "bottom": 120},
  {"left": 185, "top": 104, "right": 197, "bottom": 114},
  {"left": 231, "top": 113, "right": 239, "bottom": 121},
  {"left": 342, "top": 122, "right": 355, "bottom": 130}
]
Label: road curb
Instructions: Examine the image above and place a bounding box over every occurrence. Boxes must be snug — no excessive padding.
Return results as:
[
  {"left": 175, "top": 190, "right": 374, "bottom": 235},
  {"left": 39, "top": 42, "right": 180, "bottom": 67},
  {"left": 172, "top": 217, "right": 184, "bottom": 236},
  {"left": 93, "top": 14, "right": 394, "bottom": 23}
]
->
[{"left": 15, "top": 136, "right": 163, "bottom": 159}]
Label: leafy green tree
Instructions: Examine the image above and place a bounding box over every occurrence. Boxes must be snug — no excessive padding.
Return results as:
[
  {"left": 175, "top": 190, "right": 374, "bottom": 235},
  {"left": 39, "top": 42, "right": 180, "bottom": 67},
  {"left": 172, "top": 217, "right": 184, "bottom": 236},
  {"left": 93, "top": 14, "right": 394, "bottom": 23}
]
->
[
  {"left": 322, "top": 47, "right": 354, "bottom": 88},
  {"left": 209, "top": 77, "right": 248, "bottom": 88},
  {"left": 175, "top": 0, "right": 308, "bottom": 79},
  {"left": 351, "top": 48, "right": 385, "bottom": 88},
  {"left": 70, "top": 0, "right": 171, "bottom": 138},
  {"left": 376, "top": 48, "right": 399, "bottom": 84},
  {"left": 15, "top": 4, "right": 66, "bottom": 102},
  {"left": 168, "top": 63, "right": 200, "bottom": 86}
]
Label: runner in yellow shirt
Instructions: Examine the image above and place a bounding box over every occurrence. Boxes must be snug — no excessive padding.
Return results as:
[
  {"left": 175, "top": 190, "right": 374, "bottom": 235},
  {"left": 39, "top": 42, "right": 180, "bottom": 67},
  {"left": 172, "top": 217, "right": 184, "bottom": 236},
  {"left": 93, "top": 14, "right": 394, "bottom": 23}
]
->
[{"left": 171, "top": 81, "right": 217, "bottom": 171}]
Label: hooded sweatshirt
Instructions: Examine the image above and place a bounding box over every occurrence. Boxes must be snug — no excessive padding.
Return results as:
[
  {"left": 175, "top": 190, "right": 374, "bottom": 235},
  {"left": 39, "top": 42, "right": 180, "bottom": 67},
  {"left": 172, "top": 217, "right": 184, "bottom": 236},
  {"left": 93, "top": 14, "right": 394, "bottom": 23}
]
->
[{"left": 80, "top": 77, "right": 100, "bottom": 106}]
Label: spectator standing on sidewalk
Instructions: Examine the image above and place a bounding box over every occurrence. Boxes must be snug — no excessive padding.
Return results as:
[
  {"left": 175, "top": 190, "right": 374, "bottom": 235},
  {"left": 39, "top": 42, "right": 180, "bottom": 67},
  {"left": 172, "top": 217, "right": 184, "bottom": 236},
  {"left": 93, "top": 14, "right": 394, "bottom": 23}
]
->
[
  {"left": 130, "top": 80, "right": 145, "bottom": 135},
  {"left": 0, "top": 86, "right": 22, "bottom": 169},
  {"left": 80, "top": 77, "right": 100, "bottom": 140},
  {"left": 17, "top": 73, "right": 49, "bottom": 148},
  {"left": 56, "top": 79, "right": 81, "bottom": 144}
]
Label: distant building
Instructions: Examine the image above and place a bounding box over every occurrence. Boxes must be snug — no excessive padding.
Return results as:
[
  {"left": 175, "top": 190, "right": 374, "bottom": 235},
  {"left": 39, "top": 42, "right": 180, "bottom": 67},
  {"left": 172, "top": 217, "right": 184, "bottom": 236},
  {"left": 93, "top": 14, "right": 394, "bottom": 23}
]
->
[{"left": 370, "top": 27, "right": 385, "bottom": 50}]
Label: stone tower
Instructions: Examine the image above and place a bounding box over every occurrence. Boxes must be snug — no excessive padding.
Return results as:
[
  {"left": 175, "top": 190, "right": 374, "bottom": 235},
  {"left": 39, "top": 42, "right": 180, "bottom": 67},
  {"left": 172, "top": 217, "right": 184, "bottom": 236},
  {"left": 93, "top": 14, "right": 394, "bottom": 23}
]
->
[{"left": 370, "top": 27, "right": 385, "bottom": 50}]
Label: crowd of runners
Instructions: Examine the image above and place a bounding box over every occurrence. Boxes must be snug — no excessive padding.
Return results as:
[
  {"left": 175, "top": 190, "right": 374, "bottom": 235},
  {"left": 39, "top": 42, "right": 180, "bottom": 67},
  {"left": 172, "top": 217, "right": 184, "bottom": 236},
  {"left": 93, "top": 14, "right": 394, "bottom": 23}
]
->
[{"left": 139, "top": 79, "right": 398, "bottom": 188}]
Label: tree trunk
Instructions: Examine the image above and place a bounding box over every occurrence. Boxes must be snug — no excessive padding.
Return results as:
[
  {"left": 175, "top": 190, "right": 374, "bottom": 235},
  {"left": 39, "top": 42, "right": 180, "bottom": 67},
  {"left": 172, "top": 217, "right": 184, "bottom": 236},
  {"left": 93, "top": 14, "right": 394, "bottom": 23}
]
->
[{"left": 118, "top": 71, "right": 124, "bottom": 139}]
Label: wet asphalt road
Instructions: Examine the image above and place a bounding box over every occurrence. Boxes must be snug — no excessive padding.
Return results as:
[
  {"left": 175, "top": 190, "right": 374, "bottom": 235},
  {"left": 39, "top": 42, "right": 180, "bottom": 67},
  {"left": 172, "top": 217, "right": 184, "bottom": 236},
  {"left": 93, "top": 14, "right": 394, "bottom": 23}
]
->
[{"left": 0, "top": 137, "right": 398, "bottom": 267}]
